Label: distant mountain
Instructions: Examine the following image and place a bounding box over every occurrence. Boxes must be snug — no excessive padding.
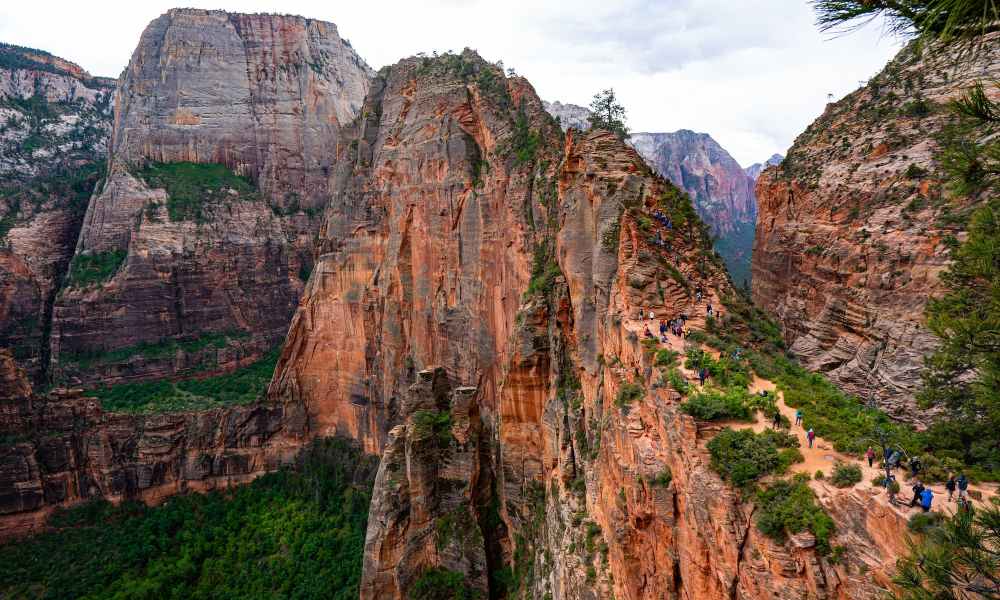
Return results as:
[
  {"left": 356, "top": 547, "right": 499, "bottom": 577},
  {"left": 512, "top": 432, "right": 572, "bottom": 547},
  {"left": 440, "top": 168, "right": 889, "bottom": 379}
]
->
[
  {"left": 744, "top": 154, "right": 784, "bottom": 180},
  {"left": 541, "top": 100, "right": 591, "bottom": 130}
]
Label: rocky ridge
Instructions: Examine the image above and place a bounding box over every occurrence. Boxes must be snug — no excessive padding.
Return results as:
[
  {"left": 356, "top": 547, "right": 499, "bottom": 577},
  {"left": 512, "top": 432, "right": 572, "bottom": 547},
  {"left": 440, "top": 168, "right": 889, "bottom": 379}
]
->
[{"left": 752, "top": 34, "right": 1000, "bottom": 423}]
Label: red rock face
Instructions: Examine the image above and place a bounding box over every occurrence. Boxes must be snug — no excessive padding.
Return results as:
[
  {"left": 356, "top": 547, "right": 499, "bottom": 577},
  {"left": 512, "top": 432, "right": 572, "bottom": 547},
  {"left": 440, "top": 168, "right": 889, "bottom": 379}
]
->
[
  {"left": 47, "top": 9, "right": 372, "bottom": 387},
  {"left": 752, "top": 35, "right": 1000, "bottom": 423}
]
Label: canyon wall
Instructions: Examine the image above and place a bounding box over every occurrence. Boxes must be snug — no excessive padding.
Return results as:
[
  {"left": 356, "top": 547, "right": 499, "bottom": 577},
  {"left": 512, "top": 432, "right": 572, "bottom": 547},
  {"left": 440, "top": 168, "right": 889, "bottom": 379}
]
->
[
  {"left": 752, "top": 35, "right": 1000, "bottom": 423},
  {"left": 47, "top": 9, "right": 372, "bottom": 387},
  {"left": 0, "top": 44, "right": 113, "bottom": 382},
  {"left": 0, "top": 348, "right": 306, "bottom": 538},
  {"left": 267, "top": 51, "right": 909, "bottom": 599}
]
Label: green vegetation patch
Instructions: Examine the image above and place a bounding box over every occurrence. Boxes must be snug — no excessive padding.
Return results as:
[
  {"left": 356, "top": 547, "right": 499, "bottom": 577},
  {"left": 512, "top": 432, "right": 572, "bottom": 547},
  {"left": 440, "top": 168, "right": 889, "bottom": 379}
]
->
[
  {"left": 615, "top": 382, "right": 645, "bottom": 408},
  {"left": 680, "top": 386, "right": 754, "bottom": 421},
  {"left": 411, "top": 567, "right": 482, "bottom": 600},
  {"left": 0, "top": 437, "right": 377, "bottom": 600},
  {"left": 65, "top": 330, "right": 248, "bottom": 371},
  {"left": 136, "top": 161, "right": 258, "bottom": 222},
  {"left": 830, "top": 462, "right": 863, "bottom": 488},
  {"left": 756, "top": 475, "right": 835, "bottom": 553},
  {"left": 411, "top": 409, "right": 455, "bottom": 447},
  {"left": 65, "top": 249, "right": 126, "bottom": 288},
  {"left": 707, "top": 428, "right": 802, "bottom": 489},
  {"left": 89, "top": 347, "right": 278, "bottom": 413}
]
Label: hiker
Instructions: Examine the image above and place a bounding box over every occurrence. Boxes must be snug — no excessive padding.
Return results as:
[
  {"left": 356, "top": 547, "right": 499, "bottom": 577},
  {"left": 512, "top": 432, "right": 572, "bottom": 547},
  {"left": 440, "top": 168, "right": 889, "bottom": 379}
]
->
[
  {"left": 644, "top": 326, "right": 655, "bottom": 339},
  {"left": 888, "top": 450, "right": 902, "bottom": 471},
  {"left": 910, "top": 480, "right": 925, "bottom": 507},
  {"left": 909, "top": 456, "right": 922, "bottom": 477},
  {"left": 883, "top": 446, "right": 893, "bottom": 465},
  {"left": 698, "top": 368, "right": 707, "bottom": 386},
  {"left": 885, "top": 474, "right": 898, "bottom": 504},
  {"left": 659, "top": 320, "right": 667, "bottom": 336},
  {"left": 945, "top": 473, "right": 956, "bottom": 502},
  {"left": 696, "top": 289, "right": 703, "bottom": 302},
  {"left": 957, "top": 473, "right": 969, "bottom": 501},
  {"left": 794, "top": 409, "right": 803, "bottom": 427},
  {"left": 807, "top": 428, "right": 816, "bottom": 448},
  {"left": 772, "top": 411, "right": 782, "bottom": 429},
  {"left": 706, "top": 303, "right": 713, "bottom": 317},
  {"left": 865, "top": 446, "right": 876, "bottom": 468},
  {"left": 920, "top": 487, "right": 934, "bottom": 513},
  {"left": 649, "top": 309, "right": 655, "bottom": 321}
]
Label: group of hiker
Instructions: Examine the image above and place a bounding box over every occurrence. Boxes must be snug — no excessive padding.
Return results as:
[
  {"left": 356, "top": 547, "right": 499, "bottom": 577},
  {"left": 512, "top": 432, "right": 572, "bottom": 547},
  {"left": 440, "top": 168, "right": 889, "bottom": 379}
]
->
[
  {"left": 643, "top": 312, "right": 691, "bottom": 343},
  {"left": 871, "top": 445, "right": 974, "bottom": 513}
]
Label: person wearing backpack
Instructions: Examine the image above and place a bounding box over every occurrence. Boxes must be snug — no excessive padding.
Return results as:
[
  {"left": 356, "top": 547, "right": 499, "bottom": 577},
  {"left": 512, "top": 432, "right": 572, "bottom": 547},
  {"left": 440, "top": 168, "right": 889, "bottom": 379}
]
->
[
  {"left": 957, "top": 473, "right": 969, "bottom": 501},
  {"left": 865, "top": 446, "right": 876, "bottom": 468},
  {"left": 920, "top": 487, "right": 934, "bottom": 513},
  {"left": 807, "top": 428, "right": 816, "bottom": 448},
  {"left": 945, "top": 473, "right": 956, "bottom": 502}
]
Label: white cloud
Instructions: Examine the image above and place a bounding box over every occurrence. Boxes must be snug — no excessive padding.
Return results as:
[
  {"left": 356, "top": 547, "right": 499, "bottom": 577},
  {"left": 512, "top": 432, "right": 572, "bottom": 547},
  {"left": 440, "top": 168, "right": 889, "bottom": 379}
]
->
[{"left": 0, "top": 0, "right": 902, "bottom": 165}]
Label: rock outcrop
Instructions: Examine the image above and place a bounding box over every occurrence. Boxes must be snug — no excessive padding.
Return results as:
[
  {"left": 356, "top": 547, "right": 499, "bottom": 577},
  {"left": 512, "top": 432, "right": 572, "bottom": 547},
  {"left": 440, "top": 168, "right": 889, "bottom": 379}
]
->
[
  {"left": 47, "top": 9, "right": 372, "bottom": 387},
  {"left": 631, "top": 130, "right": 758, "bottom": 287},
  {"left": 752, "top": 35, "right": 1000, "bottom": 422},
  {"left": 0, "top": 348, "right": 305, "bottom": 538},
  {"left": 745, "top": 153, "right": 784, "bottom": 181},
  {"left": 542, "top": 100, "right": 592, "bottom": 130},
  {"left": 0, "top": 44, "right": 113, "bottom": 382},
  {"left": 270, "top": 50, "right": 909, "bottom": 599}
]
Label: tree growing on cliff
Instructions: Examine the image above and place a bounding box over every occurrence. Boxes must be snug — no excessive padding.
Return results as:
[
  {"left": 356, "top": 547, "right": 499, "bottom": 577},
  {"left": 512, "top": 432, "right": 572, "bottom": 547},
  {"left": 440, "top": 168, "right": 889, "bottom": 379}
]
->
[
  {"left": 588, "top": 88, "right": 629, "bottom": 141},
  {"left": 893, "top": 504, "right": 1000, "bottom": 599}
]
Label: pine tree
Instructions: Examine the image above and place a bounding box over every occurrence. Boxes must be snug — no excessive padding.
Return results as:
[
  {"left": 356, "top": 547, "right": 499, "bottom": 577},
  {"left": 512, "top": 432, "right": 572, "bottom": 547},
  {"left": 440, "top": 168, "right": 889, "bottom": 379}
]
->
[{"left": 587, "top": 89, "right": 629, "bottom": 141}]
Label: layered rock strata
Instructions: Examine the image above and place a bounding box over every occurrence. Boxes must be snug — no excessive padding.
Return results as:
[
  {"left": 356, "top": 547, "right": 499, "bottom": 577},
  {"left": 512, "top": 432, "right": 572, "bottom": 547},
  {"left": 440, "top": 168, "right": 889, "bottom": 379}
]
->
[
  {"left": 752, "top": 35, "right": 1000, "bottom": 422},
  {"left": 0, "top": 348, "right": 305, "bottom": 538},
  {"left": 269, "top": 50, "right": 911, "bottom": 599},
  {"left": 48, "top": 9, "right": 372, "bottom": 387},
  {"left": 0, "top": 44, "right": 114, "bottom": 382}
]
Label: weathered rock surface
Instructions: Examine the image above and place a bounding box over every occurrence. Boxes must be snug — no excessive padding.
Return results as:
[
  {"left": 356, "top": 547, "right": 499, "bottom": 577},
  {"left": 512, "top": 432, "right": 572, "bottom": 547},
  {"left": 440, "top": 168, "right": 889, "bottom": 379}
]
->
[
  {"left": 745, "top": 153, "right": 784, "bottom": 181},
  {"left": 269, "top": 50, "right": 910, "bottom": 599},
  {"left": 48, "top": 9, "right": 372, "bottom": 387},
  {"left": 631, "top": 130, "right": 758, "bottom": 286},
  {"left": 0, "top": 44, "right": 113, "bottom": 382},
  {"left": 0, "top": 348, "right": 304, "bottom": 539},
  {"left": 542, "top": 99, "right": 592, "bottom": 130},
  {"left": 752, "top": 35, "right": 1000, "bottom": 423}
]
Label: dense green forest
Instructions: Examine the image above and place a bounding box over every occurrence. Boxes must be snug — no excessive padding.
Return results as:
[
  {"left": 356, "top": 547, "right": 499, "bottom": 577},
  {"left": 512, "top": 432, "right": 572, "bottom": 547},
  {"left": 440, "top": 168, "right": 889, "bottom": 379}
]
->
[{"left": 0, "top": 438, "right": 378, "bottom": 600}]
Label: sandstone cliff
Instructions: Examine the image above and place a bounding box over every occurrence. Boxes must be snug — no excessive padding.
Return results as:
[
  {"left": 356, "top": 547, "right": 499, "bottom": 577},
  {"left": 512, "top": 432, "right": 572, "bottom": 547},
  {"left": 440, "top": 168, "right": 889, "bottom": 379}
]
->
[
  {"left": 269, "top": 50, "right": 908, "bottom": 599},
  {"left": 0, "top": 44, "right": 113, "bottom": 382},
  {"left": 48, "top": 9, "right": 372, "bottom": 387},
  {"left": 0, "top": 348, "right": 306, "bottom": 538},
  {"left": 752, "top": 35, "right": 1000, "bottom": 423}
]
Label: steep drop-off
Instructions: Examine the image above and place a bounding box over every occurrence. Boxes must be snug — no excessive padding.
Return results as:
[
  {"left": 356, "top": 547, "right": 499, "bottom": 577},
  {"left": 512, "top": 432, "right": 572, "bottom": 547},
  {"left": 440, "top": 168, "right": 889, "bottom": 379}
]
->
[
  {"left": 48, "top": 9, "right": 372, "bottom": 388},
  {"left": 752, "top": 35, "right": 1000, "bottom": 423},
  {"left": 0, "top": 44, "right": 113, "bottom": 382},
  {"left": 631, "top": 130, "right": 758, "bottom": 287},
  {"left": 269, "top": 51, "right": 910, "bottom": 600}
]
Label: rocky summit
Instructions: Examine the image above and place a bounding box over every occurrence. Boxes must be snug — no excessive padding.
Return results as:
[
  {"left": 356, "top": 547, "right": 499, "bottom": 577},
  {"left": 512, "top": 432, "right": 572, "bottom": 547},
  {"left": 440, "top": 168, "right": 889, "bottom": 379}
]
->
[{"left": 1, "top": 6, "right": 999, "bottom": 600}]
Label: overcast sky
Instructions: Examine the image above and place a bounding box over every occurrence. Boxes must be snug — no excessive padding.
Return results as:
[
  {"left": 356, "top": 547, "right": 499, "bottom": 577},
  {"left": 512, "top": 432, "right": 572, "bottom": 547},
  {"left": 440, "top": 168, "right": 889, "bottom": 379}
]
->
[{"left": 0, "top": 0, "right": 902, "bottom": 166}]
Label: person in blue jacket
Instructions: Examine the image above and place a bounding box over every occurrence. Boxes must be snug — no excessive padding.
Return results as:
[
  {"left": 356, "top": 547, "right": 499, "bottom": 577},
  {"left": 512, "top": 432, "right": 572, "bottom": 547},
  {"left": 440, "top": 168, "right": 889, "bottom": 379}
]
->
[{"left": 919, "top": 487, "right": 934, "bottom": 513}]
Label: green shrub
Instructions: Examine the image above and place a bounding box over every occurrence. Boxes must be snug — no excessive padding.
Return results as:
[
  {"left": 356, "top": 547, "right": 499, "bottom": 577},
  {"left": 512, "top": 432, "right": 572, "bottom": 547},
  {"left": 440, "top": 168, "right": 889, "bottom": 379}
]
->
[
  {"left": 648, "top": 467, "right": 672, "bottom": 488},
  {"left": 756, "top": 475, "right": 835, "bottom": 553},
  {"left": 66, "top": 249, "right": 126, "bottom": 288},
  {"left": 830, "top": 462, "right": 862, "bottom": 488},
  {"left": 681, "top": 386, "right": 753, "bottom": 421},
  {"left": 654, "top": 348, "right": 679, "bottom": 367},
  {"left": 666, "top": 369, "right": 690, "bottom": 396},
  {"left": 411, "top": 409, "right": 454, "bottom": 446},
  {"left": 136, "top": 161, "right": 258, "bottom": 222},
  {"left": 0, "top": 438, "right": 377, "bottom": 600},
  {"left": 411, "top": 568, "right": 481, "bottom": 600},
  {"left": 907, "top": 512, "right": 945, "bottom": 534},
  {"left": 707, "top": 428, "right": 801, "bottom": 488},
  {"left": 616, "top": 382, "right": 644, "bottom": 408}
]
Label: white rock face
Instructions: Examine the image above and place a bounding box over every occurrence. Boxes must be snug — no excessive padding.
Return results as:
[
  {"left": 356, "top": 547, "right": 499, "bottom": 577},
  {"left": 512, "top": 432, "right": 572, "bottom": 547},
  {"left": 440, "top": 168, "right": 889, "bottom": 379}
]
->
[{"left": 542, "top": 100, "right": 591, "bottom": 130}]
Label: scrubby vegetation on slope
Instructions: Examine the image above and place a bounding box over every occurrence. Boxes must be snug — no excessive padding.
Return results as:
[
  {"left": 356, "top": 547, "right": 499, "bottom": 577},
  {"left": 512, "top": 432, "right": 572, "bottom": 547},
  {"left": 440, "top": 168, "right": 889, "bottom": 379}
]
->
[
  {"left": 135, "top": 161, "right": 259, "bottom": 222},
  {"left": 0, "top": 437, "right": 378, "bottom": 600},
  {"left": 87, "top": 347, "right": 279, "bottom": 413}
]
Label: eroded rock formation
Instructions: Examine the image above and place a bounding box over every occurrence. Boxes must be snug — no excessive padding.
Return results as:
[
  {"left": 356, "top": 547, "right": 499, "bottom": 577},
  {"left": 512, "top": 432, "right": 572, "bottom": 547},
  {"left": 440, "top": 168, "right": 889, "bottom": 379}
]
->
[
  {"left": 48, "top": 9, "right": 372, "bottom": 387},
  {"left": 752, "top": 35, "right": 1000, "bottom": 423},
  {"left": 269, "top": 50, "right": 909, "bottom": 599},
  {"left": 0, "top": 347, "right": 306, "bottom": 538},
  {"left": 0, "top": 44, "right": 113, "bottom": 382}
]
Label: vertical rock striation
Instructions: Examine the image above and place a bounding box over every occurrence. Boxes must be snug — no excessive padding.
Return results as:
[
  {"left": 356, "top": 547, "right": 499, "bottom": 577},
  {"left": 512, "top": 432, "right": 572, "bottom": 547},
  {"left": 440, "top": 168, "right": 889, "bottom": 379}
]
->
[
  {"left": 48, "top": 9, "right": 372, "bottom": 387},
  {"left": 752, "top": 35, "right": 1000, "bottom": 422}
]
